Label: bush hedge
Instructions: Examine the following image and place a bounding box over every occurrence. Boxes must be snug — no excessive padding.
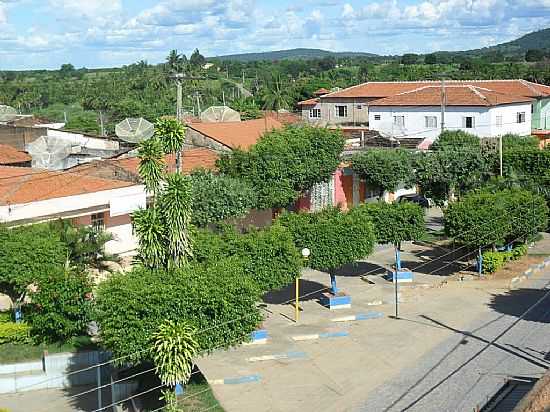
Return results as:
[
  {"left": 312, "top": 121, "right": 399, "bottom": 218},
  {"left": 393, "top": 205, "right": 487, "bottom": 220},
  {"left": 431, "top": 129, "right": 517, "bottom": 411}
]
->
[
  {"left": 276, "top": 207, "right": 375, "bottom": 273},
  {"left": 0, "top": 322, "right": 31, "bottom": 345},
  {"left": 482, "top": 244, "right": 528, "bottom": 274},
  {"left": 95, "top": 259, "right": 263, "bottom": 364}
]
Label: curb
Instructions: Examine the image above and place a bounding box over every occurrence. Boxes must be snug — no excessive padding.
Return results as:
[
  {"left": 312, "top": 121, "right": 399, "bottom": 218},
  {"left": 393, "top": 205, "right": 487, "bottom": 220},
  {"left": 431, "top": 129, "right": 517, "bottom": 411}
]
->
[
  {"left": 209, "top": 374, "right": 262, "bottom": 385},
  {"left": 331, "top": 312, "right": 384, "bottom": 322},
  {"left": 246, "top": 351, "right": 306, "bottom": 362},
  {"left": 510, "top": 257, "right": 550, "bottom": 289},
  {"left": 291, "top": 331, "right": 349, "bottom": 341}
]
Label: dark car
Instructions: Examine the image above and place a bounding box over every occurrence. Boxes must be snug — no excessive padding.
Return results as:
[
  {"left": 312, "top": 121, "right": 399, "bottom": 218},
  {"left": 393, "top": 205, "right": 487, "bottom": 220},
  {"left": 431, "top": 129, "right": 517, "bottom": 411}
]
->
[{"left": 397, "top": 194, "right": 431, "bottom": 208}]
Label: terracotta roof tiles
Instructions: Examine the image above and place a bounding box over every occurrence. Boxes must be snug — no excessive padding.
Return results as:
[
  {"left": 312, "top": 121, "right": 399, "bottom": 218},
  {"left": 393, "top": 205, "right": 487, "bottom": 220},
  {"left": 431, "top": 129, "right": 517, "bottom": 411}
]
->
[{"left": 0, "top": 144, "right": 31, "bottom": 165}]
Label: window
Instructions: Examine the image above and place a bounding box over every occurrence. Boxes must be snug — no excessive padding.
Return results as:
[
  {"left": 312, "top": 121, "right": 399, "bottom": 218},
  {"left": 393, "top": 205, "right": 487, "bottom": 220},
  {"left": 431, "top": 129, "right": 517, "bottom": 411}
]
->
[
  {"left": 496, "top": 115, "right": 503, "bottom": 128},
  {"left": 393, "top": 116, "right": 405, "bottom": 127},
  {"left": 374, "top": 114, "right": 381, "bottom": 121},
  {"left": 91, "top": 212, "right": 105, "bottom": 231},
  {"left": 517, "top": 112, "right": 526, "bottom": 123},
  {"left": 309, "top": 108, "right": 321, "bottom": 119},
  {"left": 463, "top": 116, "right": 475, "bottom": 129},
  {"left": 425, "top": 116, "right": 437, "bottom": 128},
  {"left": 335, "top": 105, "right": 348, "bottom": 118},
  {"left": 357, "top": 105, "right": 363, "bottom": 110}
]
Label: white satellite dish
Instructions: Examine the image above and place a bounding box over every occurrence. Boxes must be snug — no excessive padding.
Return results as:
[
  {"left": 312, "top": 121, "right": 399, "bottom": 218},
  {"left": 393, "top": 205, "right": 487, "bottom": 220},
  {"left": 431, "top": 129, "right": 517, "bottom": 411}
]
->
[
  {"left": 0, "top": 105, "right": 18, "bottom": 122},
  {"left": 27, "top": 136, "right": 75, "bottom": 170},
  {"left": 115, "top": 118, "right": 155, "bottom": 143},
  {"left": 200, "top": 106, "right": 241, "bottom": 123}
]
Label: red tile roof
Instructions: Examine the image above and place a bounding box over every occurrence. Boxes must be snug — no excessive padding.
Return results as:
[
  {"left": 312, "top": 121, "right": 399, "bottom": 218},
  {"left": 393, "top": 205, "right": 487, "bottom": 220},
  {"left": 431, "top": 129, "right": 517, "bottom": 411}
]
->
[
  {"left": 297, "top": 97, "right": 320, "bottom": 106},
  {"left": 323, "top": 80, "right": 550, "bottom": 99},
  {"left": 0, "top": 144, "right": 31, "bottom": 165},
  {"left": 313, "top": 88, "right": 330, "bottom": 96},
  {"left": 113, "top": 148, "right": 219, "bottom": 175},
  {"left": 0, "top": 166, "right": 133, "bottom": 205},
  {"left": 369, "top": 85, "right": 534, "bottom": 107},
  {"left": 263, "top": 111, "right": 302, "bottom": 125},
  {"left": 187, "top": 118, "right": 284, "bottom": 150}
]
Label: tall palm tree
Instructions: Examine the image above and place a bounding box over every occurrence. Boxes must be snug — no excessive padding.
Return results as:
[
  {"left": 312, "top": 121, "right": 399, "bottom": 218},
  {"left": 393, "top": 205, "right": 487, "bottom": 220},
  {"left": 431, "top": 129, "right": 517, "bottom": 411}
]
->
[
  {"left": 262, "top": 77, "right": 291, "bottom": 111},
  {"left": 138, "top": 137, "right": 165, "bottom": 194},
  {"left": 166, "top": 50, "right": 181, "bottom": 73}
]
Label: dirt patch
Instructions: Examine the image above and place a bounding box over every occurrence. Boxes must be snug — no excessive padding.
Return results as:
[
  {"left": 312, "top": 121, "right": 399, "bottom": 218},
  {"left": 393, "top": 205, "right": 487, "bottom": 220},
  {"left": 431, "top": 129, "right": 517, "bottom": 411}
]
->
[{"left": 490, "top": 255, "right": 546, "bottom": 281}]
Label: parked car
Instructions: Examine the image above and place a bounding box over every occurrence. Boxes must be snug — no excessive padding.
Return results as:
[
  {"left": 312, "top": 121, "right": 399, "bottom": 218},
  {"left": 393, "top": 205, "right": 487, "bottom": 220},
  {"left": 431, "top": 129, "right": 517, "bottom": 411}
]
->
[{"left": 397, "top": 194, "right": 431, "bottom": 208}]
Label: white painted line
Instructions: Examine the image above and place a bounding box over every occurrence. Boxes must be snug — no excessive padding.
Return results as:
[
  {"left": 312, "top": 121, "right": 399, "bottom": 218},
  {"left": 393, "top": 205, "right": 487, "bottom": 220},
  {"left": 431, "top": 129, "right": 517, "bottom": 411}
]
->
[
  {"left": 292, "top": 334, "right": 320, "bottom": 341},
  {"left": 331, "top": 315, "right": 356, "bottom": 322}
]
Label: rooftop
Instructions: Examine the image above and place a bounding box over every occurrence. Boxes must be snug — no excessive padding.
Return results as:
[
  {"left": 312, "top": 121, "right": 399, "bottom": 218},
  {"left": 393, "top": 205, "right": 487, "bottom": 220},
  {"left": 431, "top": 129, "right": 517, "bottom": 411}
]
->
[
  {"left": 0, "top": 144, "right": 31, "bottom": 165},
  {"left": 0, "top": 166, "right": 133, "bottom": 206},
  {"left": 369, "top": 85, "right": 534, "bottom": 107},
  {"left": 187, "top": 117, "right": 283, "bottom": 150},
  {"left": 322, "top": 80, "right": 550, "bottom": 99}
]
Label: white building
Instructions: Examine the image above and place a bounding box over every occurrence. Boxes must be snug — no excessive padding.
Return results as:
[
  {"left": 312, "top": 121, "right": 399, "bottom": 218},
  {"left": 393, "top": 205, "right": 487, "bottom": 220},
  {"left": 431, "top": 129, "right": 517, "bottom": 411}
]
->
[
  {"left": 368, "top": 85, "right": 533, "bottom": 141},
  {"left": 0, "top": 166, "right": 146, "bottom": 255}
]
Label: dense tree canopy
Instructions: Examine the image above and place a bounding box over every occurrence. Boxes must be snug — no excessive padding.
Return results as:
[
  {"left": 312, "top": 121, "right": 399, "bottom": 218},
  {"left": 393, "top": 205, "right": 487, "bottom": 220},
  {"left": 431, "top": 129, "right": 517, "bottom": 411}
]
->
[{"left": 218, "top": 125, "right": 345, "bottom": 209}]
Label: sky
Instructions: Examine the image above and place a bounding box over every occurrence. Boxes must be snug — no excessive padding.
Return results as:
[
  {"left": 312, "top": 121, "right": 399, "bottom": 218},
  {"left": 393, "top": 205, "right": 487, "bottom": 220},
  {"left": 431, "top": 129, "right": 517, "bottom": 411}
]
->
[{"left": 1, "top": 0, "right": 550, "bottom": 70}]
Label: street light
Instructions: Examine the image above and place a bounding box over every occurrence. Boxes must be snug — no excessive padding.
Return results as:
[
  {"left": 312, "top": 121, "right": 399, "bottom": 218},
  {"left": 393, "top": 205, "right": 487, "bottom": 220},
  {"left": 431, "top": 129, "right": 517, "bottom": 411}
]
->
[{"left": 296, "top": 248, "right": 311, "bottom": 323}]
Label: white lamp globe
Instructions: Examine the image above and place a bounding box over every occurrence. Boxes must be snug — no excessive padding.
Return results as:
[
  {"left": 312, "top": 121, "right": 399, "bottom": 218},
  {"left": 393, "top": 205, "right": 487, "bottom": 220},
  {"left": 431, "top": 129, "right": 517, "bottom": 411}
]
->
[{"left": 301, "top": 247, "right": 311, "bottom": 258}]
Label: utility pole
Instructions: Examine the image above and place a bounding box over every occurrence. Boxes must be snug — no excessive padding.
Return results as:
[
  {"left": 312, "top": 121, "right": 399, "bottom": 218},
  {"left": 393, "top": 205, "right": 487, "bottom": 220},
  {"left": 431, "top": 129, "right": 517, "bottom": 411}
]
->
[
  {"left": 440, "top": 78, "right": 446, "bottom": 133},
  {"left": 99, "top": 111, "right": 105, "bottom": 137},
  {"left": 222, "top": 90, "right": 226, "bottom": 106}
]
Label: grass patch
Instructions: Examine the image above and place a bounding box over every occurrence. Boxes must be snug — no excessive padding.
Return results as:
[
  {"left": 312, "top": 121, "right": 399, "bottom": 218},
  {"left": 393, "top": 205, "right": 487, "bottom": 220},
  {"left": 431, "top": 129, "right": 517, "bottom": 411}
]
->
[
  {"left": 0, "top": 336, "right": 97, "bottom": 364},
  {"left": 176, "top": 373, "right": 224, "bottom": 412}
]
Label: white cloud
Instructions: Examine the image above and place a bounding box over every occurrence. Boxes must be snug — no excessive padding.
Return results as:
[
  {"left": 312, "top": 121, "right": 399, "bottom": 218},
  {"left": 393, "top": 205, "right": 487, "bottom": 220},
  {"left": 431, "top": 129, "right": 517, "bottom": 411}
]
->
[
  {"left": 0, "top": 4, "right": 7, "bottom": 25},
  {"left": 49, "top": 0, "right": 122, "bottom": 20}
]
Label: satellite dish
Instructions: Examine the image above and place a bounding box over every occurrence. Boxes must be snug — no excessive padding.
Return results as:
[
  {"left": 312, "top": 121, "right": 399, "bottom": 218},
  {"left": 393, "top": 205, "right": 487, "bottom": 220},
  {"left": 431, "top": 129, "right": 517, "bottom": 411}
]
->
[
  {"left": 27, "top": 136, "right": 75, "bottom": 170},
  {"left": 115, "top": 118, "right": 154, "bottom": 143},
  {"left": 200, "top": 106, "right": 241, "bottom": 123},
  {"left": 0, "top": 105, "right": 18, "bottom": 122}
]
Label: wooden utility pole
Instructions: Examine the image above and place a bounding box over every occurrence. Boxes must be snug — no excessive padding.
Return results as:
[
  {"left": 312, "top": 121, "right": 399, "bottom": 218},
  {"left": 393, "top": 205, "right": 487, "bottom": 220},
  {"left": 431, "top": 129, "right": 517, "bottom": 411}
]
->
[
  {"left": 499, "top": 134, "right": 503, "bottom": 177},
  {"left": 440, "top": 78, "right": 446, "bottom": 133}
]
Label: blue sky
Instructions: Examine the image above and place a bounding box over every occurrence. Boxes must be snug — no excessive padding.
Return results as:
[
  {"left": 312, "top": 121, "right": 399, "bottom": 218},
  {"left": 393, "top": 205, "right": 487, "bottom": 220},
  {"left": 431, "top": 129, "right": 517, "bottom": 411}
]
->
[{"left": 1, "top": 0, "right": 549, "bottom": 70}]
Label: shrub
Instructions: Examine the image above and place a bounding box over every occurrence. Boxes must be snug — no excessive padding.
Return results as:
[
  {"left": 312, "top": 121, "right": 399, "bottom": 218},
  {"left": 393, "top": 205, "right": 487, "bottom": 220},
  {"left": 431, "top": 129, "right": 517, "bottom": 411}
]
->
[
  {"left": 189, "top": 170, "right": 257, "bottom": 227},
  {"left": 94, "top": 260, "right": 263, "bottom": 364},
  {"left": 482, "top": 251, "right": 508, "bottom": 274},
  {"left": 192, "top": 224, "right": 302, "bottom": 293},
  {"left": 444, "top": 189, "right": 548, "bottom": 248},
  {"left": 218, "top": 125, "right": 345, "bottom": 209},
  {"left": 511, "top": 244, "right": 528, "bottom": 260},
  {"left": 0, "top": 224, "right": 67, "bottom": 301},
  {"left": 0, "top": 322, "right": 31, "bottom": 344},
  {"left": 502, "top": 134, "right": 539, "bottom": 150},
  {"left": 349, "top": 202, "right": 425, "bottom": 245},
  {"left": 26, "top": 270, "right": 92, "bottom": 343},
  {"left": 431, "top": 130, "right": 480, "bottom": 151},
  {"left": 276, "top": 207, "right": 376, "bottom": 273}
]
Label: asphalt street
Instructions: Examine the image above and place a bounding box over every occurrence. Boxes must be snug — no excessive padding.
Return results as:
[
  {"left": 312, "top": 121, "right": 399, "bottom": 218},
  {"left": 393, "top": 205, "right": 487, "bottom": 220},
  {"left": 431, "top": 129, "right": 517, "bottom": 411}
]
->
[{"left": 358, "top": 273, "right": 550, "bottom": 412}]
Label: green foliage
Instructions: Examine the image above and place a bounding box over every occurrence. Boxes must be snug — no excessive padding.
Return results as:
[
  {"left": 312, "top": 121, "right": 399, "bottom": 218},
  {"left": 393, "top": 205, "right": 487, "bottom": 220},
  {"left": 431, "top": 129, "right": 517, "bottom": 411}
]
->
[
  {"left": 431, "top": 130, "right": 481, "bottom": 151},
  {"left": 192, "top": 225, "right": 302, "bottom": 293},
  {"left": 50, "top": 220, "right": 117, "bottom": 269},
  {"left": 349, "top": 202, "right": 425, "bottom": 245},
  {"left": 0, "top": 224, "right": 67, "bottom": 301},
  {"left": 132, "top": 208, "right": 167, "bottom": 269},
  {"left": 154, "top": 118, "right": 186, "bottom": 155},
  {"left": 151, "top": 320, "right": 198, "bottom": 386},
  {"left": 502, "top": 134, "right": 540, "bottom": 150},
  {"left": 525, "top": 49, "right": 545, "bottom": 62},
  {"left": 26, "top": 270, "right": 92, "bottom": 343},
  {"left": 444, "top": 188, "right": 548, "bottom": 248},
  {"left": 189, "top": 170, "right": 256, "bottom": 227},
  {"left": 138, "top": 137, "right": 166, "bottom": 194},
  {"left": 94, "top": 260, "right": 262, "bottom": 364},
  {"left": 503, "top": 148, "right": 550, "bottom": 181},
  {"left": 229, "top": 99, "right": 262, "bottom": 120},
  {"left": 482, "top": 244, "right": 528, "bottom": 274},
  {"left": 0, "top": 322, "right": 31, "bottom": 344},
  {"left": 218, "top": 125, "right": 345, "bottom": 209},
  {"left": 64, "top": 111, "right": 100, "bottom": 135},
  {"left": 277, "top": 208, "right": 375, "bottom": 272},
  {"left": 352, "top": 149, "right": 415, "bottom": 195}
]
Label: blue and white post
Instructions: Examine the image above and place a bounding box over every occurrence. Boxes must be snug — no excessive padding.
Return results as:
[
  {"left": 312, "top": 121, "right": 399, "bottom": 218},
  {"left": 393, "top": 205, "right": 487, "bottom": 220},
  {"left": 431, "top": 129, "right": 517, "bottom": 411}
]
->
[
  {"left": 478, "top": 247, "right": 483, "bottom": 276},
  {"left": 394, "top": 244, "right": 400, "bottom": 318},
  {"left": 330, "top": 273, "right": 338, "bottom": 295}
]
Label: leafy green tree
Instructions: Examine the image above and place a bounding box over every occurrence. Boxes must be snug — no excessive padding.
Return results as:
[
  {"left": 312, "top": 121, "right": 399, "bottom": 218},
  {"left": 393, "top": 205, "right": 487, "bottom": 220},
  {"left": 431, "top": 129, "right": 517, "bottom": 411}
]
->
[
  {"left": 218, "top": 125, "right": 345, "bottom": 209},
  {"left": 352, "top": 149, "right": 415, "bottom": 197},
  {"left": 401, "top": 54, "right": 419, "bottom": 65},
  {"left": 94, "top": 259, "right": 263, "bottom": 364},
  {"left": 230, "top": 98, "right": 262, "bottom": 120},
  {"left": 192, "top": 224, "right": 302, "bottom": 293},
  {"left": 431, "top": 130, "right": 480, "bottom": 151},
  {"left": 132, "top": 208, "right": 166, "bottom": 269},
  {"left": 26, "top": 269, "right": 92, "bottom": 343},
  {"left": 261, "top": 77, "right": 291, "bottom": 111},
  {"left": 0, "top": 224, "right": 67, "bottom": 301},
  {"left": 424, "top": 54, "right": 438, "bottom": 64},
  {"left": 444, "top": 188, "right": 548, "bottom": 248},
  {"left": 350, "top": 202, "right": 425, "bottom": 246},
  {"left": 525, "top": 49, "right": 545, "bottom": 62},
  {"left": 502, "top": 134, "right": 539, "bottom": 150},
  {"left": 151, "top": 320, "right": 198, "bottom": 387},
  {"left": 189, "top": 49, "right": 206, "bottom": 68},
  {"left": 277, "top": 208, "right": 375, "bottom": 290},
  {"left": 189, "top": 170, "right": 256, "bottom": 227}
]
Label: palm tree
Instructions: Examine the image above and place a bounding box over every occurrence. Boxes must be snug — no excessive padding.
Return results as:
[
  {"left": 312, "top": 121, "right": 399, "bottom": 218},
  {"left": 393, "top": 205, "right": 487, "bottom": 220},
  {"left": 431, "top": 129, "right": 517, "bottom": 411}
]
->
[
  {"left": 166, "top": 50, "right": 181, "bottom": 73},
  {"left": 138, "top": 137, "right": 165, "bottom": 194},
  {"left": 261, "top": 77, "right": 290, "bottom": 111}
]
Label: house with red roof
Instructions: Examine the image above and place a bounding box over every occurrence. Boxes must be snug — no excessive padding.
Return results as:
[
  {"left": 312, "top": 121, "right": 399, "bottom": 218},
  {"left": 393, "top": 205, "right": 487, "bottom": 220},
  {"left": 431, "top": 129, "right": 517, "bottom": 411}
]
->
[{"left": 0, "top": 166, "right": 146, "bottom": 255}]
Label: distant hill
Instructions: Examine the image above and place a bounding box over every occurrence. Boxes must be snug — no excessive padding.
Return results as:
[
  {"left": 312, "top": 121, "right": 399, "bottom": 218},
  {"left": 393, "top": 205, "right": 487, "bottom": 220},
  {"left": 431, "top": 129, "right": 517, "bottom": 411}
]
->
[
  {"left": 210, "top": 48, "right": 380, "bottom": 62},
  {"left": 479, "top": 28, "right": 550, "bottom": 55}
]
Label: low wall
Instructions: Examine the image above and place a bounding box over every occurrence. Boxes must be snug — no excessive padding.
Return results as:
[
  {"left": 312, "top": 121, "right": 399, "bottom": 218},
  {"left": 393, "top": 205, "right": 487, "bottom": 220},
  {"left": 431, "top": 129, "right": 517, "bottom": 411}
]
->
[{"left": 0, "top": 350, "right": 111, "bottom": 394}]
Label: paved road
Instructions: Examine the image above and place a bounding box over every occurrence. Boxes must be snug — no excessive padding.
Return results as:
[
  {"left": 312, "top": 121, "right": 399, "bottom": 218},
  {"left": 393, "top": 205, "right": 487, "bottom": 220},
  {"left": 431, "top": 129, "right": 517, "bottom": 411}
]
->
[{"left": 358, "top": 273, "right": 550, "bottom": 412}]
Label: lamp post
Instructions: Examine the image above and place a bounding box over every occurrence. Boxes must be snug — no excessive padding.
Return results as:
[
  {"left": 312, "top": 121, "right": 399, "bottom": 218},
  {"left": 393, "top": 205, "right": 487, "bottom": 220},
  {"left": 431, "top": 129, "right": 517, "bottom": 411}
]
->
[{"left": 297, "top": 248, "right": 310, "bottom": 323}]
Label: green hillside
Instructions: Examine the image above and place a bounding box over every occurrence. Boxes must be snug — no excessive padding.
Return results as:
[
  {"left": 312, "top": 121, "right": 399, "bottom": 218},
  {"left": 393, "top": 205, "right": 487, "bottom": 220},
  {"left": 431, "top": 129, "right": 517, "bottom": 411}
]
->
[{"left": 211, "top": 48, "right": 379, "bottom": 62}]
